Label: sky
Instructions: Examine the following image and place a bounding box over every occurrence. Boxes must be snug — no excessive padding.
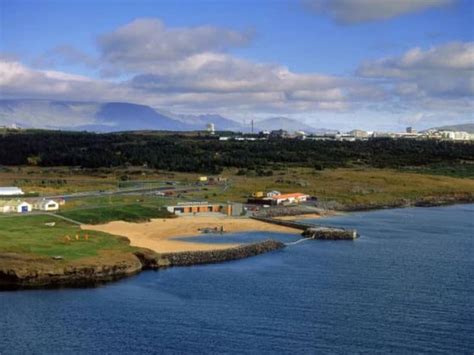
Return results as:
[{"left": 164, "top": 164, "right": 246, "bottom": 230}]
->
[{"left": 0, "top": 0, "right": 473, "bottom": 131}]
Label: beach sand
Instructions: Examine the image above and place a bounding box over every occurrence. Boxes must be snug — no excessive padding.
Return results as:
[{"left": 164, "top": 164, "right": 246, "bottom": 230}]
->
[{"left": 82, "top": 214, "right": 299, "bottom": 253}]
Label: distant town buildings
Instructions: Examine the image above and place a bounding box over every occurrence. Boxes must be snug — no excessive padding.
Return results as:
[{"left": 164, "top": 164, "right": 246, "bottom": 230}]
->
[{"left": 215, "top": 127, "right": 473, "bottom": 142}]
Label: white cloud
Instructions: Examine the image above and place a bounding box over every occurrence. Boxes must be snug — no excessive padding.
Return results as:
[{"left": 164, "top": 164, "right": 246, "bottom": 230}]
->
[
  {"left": 2, "top": 17, "right": 472, "bottom": 130},
  {"left": 358, "top": 42, "right": 474, "bottom": 99},
  {"left": 304, "top": 0, "right": 454, "bottom": 24},
  {"left": 97, "top": 18, "right": 252, "bottom": 71}
]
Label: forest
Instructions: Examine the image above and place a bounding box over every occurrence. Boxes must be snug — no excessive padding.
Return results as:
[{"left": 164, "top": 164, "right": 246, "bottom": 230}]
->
[{"left": 1, "top": 130, "right": 473, "bottom": 175}]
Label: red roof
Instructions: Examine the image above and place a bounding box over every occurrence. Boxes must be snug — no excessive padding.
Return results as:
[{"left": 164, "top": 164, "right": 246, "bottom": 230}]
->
[{"left": 271, "top": 193, "right": 308, "bottom": 200}]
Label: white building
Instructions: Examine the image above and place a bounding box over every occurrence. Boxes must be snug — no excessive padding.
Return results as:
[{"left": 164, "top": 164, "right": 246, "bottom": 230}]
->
[
  {"left": 348, "top": 129, "right": 369, "bottom": 138},
  {"left": 206, "top": 123, "right": 215, "bottom": 135},
  {"left": 33, "top": 199, "right": 59, "bottom": 211},
  {"left": 270, "top": 193, "right": 309, "bottom": 205},
  {"left": 0, "top": 187, "right": 24, "bottom": 196},
  {"left": 0, "top": 200, "right": 32, "bottom": 213}
]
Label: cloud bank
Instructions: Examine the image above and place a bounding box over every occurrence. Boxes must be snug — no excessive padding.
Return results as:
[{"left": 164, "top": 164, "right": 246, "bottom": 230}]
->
[
  {"left": 1, "top": 17, "right": 472, "bottom": 129},
  {"left": 304, "top": 0, "right": 454, "bottom": 24}
]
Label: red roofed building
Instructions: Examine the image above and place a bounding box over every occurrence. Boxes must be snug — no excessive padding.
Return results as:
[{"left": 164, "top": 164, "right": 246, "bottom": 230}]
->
[{"left": 270, "top": 193, "right": 309, "bottom": 205}]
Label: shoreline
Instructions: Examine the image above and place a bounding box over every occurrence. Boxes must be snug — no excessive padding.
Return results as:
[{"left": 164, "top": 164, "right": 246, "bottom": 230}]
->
[
  {"left": 81, "top": 214, "right": 300, "bottom": 253},
  {"left": 333, "top": 194, "right": 474, "bottom": 212},
  {"left": 2, "top": 201, "right": 473, "bottom": 290}
]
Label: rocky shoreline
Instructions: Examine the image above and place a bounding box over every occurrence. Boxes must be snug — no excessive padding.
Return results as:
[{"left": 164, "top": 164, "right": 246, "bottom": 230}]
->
[
  {"left": 0, "top": 240, "right": 285, "bottom": 290},
  {"left": 336, "top": 193, "right": 474, "bottom": 212}
]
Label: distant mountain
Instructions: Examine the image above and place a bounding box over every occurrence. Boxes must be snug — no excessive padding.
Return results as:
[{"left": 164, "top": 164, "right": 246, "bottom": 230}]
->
[
  {"left": 0, "top": 99, "right": 243, "bottom": 132},
  {"left": 426, "top": 123, "right": 474, "bottom": 133},
  {"left": 172, "top": 113, "right": 246, "bottom": 131},
  {"left": 0, "top": 99, "right": 334, "bottom": 133},
  {"left": 254, "top": 117, "right": 321, "bottom": 133},
  {"left": 90, "top": 102, "right": 189, "bottom": 131}
]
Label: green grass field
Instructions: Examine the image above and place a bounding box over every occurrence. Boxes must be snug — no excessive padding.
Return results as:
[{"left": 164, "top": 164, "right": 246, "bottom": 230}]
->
[
  {"left": 57, "top": 204, "right": 175, "bottom": 224},
  {"left": 0, "top": 215, "right": 134, "bottom": 260}
]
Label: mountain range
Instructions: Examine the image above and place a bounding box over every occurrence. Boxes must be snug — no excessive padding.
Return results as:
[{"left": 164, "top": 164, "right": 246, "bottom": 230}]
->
[
  {"left": 426, "top": 123, "right": 474, "bottom": 133},
  {"left": 0, "top": 99, "right": 324, "bottom": 133}
]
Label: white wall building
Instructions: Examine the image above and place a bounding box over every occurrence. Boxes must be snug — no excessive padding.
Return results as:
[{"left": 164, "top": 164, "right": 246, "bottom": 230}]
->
[
  {"left": 33, "top": 199, "right": 59, "bottom": 211},
  {"left": 270, "top": 193, "right": 309, "bottom": 205},
  {"left": 0, "top": 200, "right": 32, "bottom": 213},
  {"left": 0, "top": 187, "right": 24, "bottom": 196}
]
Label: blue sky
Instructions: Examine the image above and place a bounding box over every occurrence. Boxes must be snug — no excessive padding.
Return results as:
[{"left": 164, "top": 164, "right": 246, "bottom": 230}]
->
[{"left": 1, "top": 0, "right": 473, "bottom": 130}]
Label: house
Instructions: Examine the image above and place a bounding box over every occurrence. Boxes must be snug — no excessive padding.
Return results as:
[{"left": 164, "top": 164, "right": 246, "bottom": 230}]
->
[
  {"left": 269, "top": 193, "right": 309, "bottom": 205},
  {"left": 33, "top": 199, "right": 59, "bottom": 211},
  {"left": 0, "top": 200, "right": 32, "bottom": 213},
  {"left": 0, "top": 187, "right": 24, "bottom": 196}
]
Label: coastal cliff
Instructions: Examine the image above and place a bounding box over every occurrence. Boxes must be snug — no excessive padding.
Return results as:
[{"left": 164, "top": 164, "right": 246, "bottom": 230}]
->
[
  {"left": 0, "top": 240, "right": 285, "bottom": 290},
  {"left": 0, "top": 252, "right": 143, "bottom": 289}
]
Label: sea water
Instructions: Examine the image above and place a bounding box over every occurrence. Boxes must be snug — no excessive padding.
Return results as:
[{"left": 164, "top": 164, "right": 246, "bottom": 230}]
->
[{"left": 1, "top": 204, "right": 473, "bottom": 353}]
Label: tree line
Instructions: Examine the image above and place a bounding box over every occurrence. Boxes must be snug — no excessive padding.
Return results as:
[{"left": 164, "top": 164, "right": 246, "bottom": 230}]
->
[{"left": 1, "top": 131, "right": 473, "bottom": 173}]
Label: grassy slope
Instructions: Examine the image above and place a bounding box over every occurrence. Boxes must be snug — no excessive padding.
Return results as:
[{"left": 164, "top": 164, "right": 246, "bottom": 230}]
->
[
  {"left": 57, "top": 204, "right": 175, "bottom": 224},
  {"left": 0, "top": 215, "right": 134, "bottom": 261},
  {"left": 206, "top": 168, "right": 474, "bottom": 208}
]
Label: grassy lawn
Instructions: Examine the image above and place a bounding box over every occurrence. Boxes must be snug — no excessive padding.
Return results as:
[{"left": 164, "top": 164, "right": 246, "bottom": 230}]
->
[
  {"left": 57, "top": 204, "right": 175, "bottom": 224},
  {"left": 0, "top": 214, "right": 134, "bottom": 260}
]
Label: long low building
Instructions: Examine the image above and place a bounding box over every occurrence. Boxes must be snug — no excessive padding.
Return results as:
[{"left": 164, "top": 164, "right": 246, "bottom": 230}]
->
[
  {"left": 248, "top": 192, "right": 310, "bottom": 205},
  {"left": 166, "top": 202, "right": 244, "bottom": 216},
  {"left": 0, "top": 187, "right": 24, "bottom": 196},
  {"left": 271, "top": 193, "right": 309, "bottom": 205},
  {"left": 167, "top": 202, "right": 228, "bottom": 215}
]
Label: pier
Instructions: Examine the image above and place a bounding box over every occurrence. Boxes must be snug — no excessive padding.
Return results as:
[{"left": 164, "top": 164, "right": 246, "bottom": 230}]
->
[{"left": 251, "top": 216, "right": 358, "bottom": 240}]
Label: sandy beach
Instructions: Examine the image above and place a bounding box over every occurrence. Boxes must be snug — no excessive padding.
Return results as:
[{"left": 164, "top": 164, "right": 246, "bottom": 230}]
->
[{"left": 82, "top": 214, "right": 299, "bottom": 253}]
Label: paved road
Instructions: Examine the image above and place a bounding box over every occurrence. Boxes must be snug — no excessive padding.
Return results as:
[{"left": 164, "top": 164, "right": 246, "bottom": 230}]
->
[
  {"left": 0, "top": 211, "right": 82, "bottom": 225},
  {"left": 42, "top": 185, "right": 200, "bottom": 200}
]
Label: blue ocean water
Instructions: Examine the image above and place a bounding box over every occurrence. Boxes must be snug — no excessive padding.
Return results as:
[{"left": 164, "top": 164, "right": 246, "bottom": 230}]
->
[{"left": 1, "top": 204, "right": 473, "bottom": 354}]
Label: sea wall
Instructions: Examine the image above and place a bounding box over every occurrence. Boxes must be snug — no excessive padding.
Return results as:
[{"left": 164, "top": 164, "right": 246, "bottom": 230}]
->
[
  {"left": 302, "top": 227, "right": 357, "bottom": 240},
  {"left": 136, "top": 240, "right": 286, "bottom": 268}
]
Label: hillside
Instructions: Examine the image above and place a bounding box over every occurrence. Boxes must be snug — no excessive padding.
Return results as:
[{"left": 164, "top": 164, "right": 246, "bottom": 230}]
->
[
  {"left": 0, "top": 99, "right": 245, "bottom": 132},
  {"left": 254, "top": 117, "right": 324, "bottom": 133},
  {"left": 427, "top": 123, "right": 474, "bottom": 133}
]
